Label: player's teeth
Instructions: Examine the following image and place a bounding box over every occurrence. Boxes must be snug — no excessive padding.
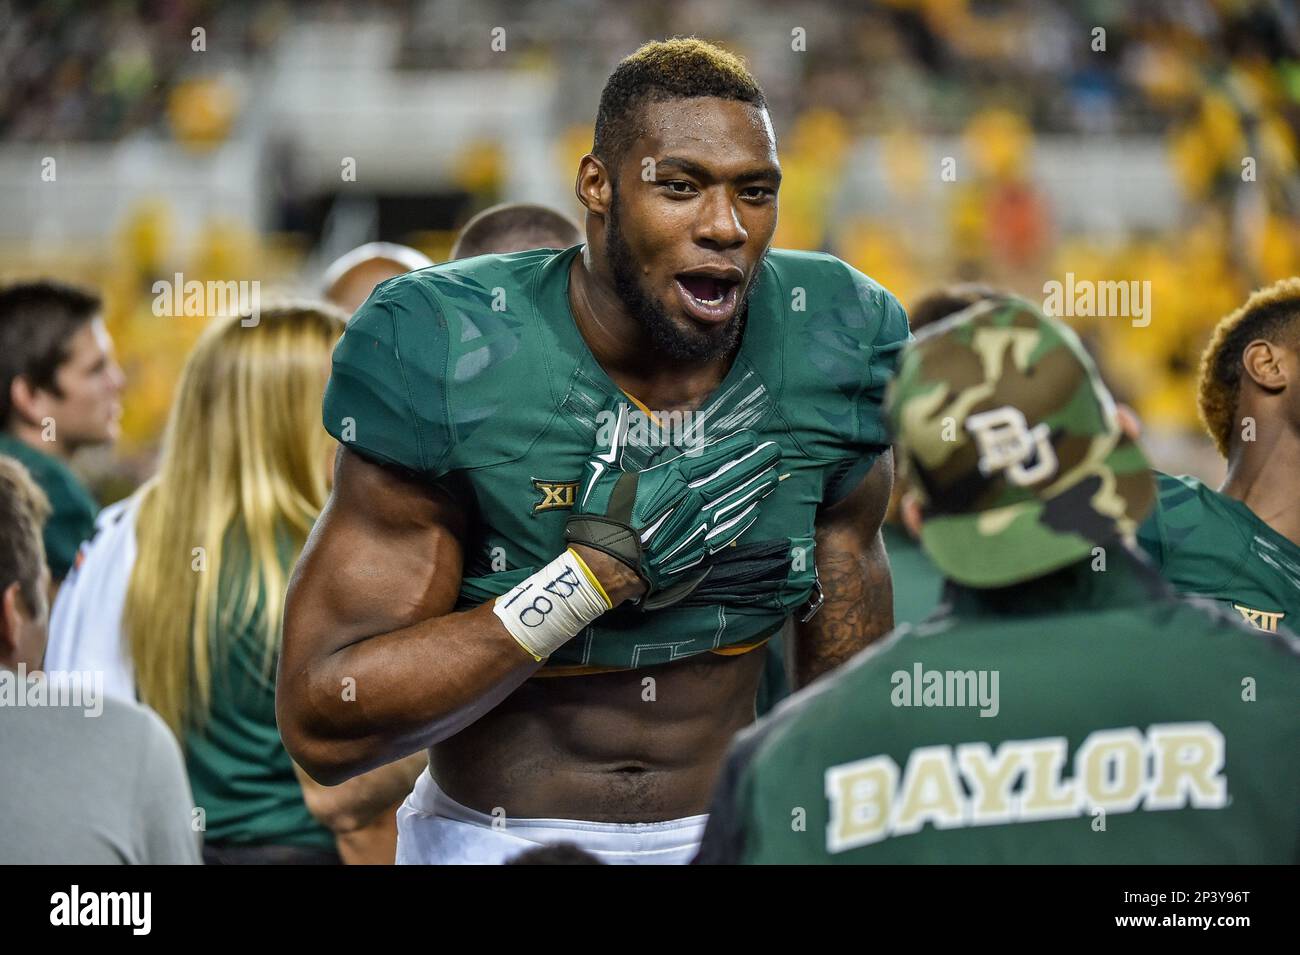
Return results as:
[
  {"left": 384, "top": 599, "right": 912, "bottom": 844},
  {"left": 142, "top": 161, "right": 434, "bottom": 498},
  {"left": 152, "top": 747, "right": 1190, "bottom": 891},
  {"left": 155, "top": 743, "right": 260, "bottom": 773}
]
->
[{"left": 681, "top": 277, "right": 730, "bottom": 306}]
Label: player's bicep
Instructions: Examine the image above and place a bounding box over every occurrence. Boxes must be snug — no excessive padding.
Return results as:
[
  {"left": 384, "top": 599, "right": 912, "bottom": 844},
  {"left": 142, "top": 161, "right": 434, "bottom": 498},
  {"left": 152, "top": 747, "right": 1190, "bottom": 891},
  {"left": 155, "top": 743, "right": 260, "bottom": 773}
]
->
[
  {"left": 285, "top": 447, "right": 468, "bottom": 660},
  {"left": 818, "top": 447, "right": 893, "bottom": 538}
]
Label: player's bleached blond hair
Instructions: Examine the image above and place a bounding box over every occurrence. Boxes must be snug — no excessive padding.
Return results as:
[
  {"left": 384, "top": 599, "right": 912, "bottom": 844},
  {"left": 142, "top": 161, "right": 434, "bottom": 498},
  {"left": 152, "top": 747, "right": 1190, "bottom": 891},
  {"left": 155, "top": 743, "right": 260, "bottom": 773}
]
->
[
  {"left": 594, "top": 38, "right": 766, "bottom": 172},
  {"left": 1198, "top": 277, "right": 1300, "bottom": 457}
]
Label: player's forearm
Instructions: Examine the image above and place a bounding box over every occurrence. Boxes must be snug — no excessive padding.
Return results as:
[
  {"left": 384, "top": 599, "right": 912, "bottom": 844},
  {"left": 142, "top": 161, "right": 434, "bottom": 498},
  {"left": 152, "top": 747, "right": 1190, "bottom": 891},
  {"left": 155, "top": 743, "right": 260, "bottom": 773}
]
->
[
  {"left": 280, "top": 601, "right": 544, "bottom": 783},
  {"left": 792, "top": 528, "right": 893, "bottom": 687},
  {"left": 280, "top": 546, "right": 643, "bottom": 784}
]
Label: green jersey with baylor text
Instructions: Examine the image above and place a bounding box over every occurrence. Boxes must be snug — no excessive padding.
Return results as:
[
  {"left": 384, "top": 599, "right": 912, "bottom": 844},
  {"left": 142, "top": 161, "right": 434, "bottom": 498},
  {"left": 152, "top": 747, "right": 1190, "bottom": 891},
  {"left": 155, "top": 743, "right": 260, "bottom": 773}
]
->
[
  {"left": 1138, "top": 471, "right": 1300, "bottom": 637},
  {"left": 322, "top": 245, "right": 910, "bottom": 673},
  {"left": 696, "top": 552, "right": 1300, "bottom": 863}
]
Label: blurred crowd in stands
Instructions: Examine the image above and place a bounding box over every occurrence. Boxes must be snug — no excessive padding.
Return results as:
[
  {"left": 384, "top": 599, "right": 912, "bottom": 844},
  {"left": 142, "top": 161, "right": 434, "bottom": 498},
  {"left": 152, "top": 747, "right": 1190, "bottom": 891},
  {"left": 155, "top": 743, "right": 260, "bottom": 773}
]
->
[{"left": 1, "top": 0, "right": 1297, "bottom": 493}]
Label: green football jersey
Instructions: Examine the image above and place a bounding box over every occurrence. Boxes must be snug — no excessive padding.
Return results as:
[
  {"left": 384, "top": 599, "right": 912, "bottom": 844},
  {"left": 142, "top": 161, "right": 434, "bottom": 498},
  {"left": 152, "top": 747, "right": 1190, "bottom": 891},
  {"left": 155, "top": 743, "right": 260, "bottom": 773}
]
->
[
  {"left": 322, "top": 245, "right": 910, "bottom": 672},
  {"left": 1138, "top": 471, "right": 1300, "bottom": 637},
  {"left": 697, "top": 552, "right": 1300, "bottom": 863}
]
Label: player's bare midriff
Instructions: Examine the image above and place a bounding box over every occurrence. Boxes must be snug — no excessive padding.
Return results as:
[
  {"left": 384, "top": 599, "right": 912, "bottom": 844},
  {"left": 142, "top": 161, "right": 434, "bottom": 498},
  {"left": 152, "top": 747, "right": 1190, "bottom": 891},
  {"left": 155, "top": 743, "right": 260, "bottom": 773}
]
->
[{"left": 429, "top": 646, "right": 767, "bottom": 822}]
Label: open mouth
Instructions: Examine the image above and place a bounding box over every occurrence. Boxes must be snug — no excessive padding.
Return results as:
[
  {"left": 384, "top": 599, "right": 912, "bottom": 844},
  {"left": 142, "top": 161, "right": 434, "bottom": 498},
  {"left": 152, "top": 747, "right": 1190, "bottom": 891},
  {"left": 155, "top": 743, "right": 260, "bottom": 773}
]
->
[{"left": 674, "top": 273, "right": 741, "bottom": 324}]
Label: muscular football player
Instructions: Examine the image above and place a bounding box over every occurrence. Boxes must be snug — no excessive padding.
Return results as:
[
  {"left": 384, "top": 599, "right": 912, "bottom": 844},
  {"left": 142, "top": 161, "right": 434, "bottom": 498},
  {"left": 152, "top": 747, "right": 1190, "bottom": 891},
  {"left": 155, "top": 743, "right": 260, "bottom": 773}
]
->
[
  {"left": 278, "top": 38, "right": 909, "bottom": 864},
  {"left": 1138, "top": 277, "right": 1300, "bottom": 636},
  {"left": 301, "top": 212, "right": 598, "bottom": 866}
]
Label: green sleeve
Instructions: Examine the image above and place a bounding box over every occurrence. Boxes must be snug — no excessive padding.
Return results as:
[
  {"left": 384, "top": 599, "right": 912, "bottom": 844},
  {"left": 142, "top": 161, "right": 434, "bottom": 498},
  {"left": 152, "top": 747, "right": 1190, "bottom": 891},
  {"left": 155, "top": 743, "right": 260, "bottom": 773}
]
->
[
  {"left": 823, "top": 266, "right": 912, "bottom": 506},
  {"left": 322, "top": 278, "right": 455, "bottom": 476}
]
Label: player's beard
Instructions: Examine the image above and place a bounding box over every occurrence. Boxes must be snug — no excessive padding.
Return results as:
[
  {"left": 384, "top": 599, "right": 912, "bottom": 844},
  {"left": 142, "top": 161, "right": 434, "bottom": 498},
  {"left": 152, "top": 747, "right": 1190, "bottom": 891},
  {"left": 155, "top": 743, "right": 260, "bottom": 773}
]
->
[{"left": 605, "top": 185, "right": 762, "bottom": 363}]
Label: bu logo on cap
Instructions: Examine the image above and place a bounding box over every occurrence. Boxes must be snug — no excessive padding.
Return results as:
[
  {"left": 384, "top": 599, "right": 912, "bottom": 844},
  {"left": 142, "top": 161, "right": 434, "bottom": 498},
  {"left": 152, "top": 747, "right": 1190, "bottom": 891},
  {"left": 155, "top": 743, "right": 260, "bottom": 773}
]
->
[{"left": 965, "top": 407, "right": 1058, "bottom": 486}]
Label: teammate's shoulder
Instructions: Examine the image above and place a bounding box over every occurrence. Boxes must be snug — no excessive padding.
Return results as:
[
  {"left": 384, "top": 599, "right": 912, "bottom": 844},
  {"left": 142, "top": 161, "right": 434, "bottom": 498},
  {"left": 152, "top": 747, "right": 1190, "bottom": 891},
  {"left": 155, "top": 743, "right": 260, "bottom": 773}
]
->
[
  {"left": 1152, "top": 469, "right": 1212, "bottom": 502},
  {"left": 1150, "top": 470, "right": 1245, "bottom": 530}
]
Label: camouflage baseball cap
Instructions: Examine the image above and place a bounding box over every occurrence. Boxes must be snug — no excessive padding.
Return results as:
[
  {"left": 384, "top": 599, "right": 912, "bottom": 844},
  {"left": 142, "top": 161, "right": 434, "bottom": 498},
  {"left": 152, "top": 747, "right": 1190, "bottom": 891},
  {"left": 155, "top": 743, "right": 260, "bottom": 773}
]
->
[{"left": 885, "top": 297, "right": 1155, "bottom": 588}]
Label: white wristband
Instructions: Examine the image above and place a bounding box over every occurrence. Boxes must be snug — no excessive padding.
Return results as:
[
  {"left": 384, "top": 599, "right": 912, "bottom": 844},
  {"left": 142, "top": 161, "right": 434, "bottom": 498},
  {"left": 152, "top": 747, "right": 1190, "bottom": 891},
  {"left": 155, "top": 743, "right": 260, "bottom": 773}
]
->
[{"left": 493, "top": 549, "right": 613, "bottom": 661}]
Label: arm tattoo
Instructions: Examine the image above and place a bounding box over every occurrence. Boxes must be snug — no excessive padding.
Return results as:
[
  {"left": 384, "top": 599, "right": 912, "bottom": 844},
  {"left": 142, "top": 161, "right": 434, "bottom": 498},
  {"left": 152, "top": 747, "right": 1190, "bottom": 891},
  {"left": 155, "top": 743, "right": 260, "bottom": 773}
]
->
[
  {"left": 792, "top": 451, "right": 895, "bottom": 688},
  {"left": 792, "top": 531, "right": 893, "bottom": 687}
]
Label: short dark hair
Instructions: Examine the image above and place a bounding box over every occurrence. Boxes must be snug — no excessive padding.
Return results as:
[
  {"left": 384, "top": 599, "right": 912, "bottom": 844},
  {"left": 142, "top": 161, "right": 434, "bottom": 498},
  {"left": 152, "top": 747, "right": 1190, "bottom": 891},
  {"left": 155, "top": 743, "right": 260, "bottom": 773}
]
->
[
  {"left": 0, "top": 455, "right": 51, "bottom": 620},
  {"left": 450, "top": 203, "right": 583, "bottom": 259},
  {"left": 593, "top": 38, "right": 767, "bottom": 174},
  {"left": 0, "top": 280, "right": 102, "bottom": 427}
]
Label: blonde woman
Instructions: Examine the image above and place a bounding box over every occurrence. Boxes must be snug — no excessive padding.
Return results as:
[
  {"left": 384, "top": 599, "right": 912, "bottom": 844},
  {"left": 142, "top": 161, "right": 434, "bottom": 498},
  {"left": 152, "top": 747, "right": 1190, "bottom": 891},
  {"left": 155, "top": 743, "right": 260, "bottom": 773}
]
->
[{"left": 47, "top": 302, "right": 423, "bottom": 863}]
